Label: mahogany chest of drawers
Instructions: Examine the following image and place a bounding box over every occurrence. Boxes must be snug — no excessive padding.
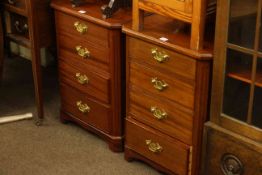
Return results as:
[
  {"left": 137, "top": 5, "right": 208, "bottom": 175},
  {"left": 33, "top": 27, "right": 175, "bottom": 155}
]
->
[
  {"left": 51, "top": 0, "right": 131, "bottom": 152},
  {"left": 123, "top": 15, "right": 213, "bottom": 175}
]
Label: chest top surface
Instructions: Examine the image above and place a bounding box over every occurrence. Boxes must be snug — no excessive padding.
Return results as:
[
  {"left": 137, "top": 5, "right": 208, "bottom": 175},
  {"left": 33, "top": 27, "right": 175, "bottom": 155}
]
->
[
  {"left": 51, "top": 0, "right": 132, "bottom": 29},
  {"left": 123, "top": 14, "right": 214, "bottom": 60}
]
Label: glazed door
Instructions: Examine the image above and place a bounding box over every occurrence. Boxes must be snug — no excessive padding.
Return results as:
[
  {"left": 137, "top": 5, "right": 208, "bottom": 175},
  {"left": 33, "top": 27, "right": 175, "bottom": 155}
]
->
[{"left": 211, "top": 0, "right": 262, "bottom": 142}]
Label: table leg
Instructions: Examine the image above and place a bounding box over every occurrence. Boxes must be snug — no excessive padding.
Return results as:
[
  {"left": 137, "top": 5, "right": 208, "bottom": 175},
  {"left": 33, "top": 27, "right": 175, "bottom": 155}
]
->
[
  {"left": 0, "top": 12, "right": 4, "bottom": 82},
  {"left": 31, "top": 47, "right": 44, "bottom": 126},
  {"left": 27, "top": 1, "right": 44, "bottom": 126}
]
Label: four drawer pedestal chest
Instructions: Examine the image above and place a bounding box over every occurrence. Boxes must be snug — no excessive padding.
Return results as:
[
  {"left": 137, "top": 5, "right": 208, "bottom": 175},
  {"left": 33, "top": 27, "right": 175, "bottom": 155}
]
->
[
  {"left": 51, "top": 0, "right": 131, "bottom": 152},
  {"left": 123, "top": 15, "right": 213, "bottom": 175}
]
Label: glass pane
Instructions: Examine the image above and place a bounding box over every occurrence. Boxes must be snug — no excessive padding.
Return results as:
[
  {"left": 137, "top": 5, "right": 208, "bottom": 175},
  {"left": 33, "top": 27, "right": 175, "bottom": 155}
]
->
[
  {"left": 228, "top": 0, "right": 258, "bottom": 49},
  {"left": 222, "top": 49, "right": 253, "bottom": 122},
  {"left": 252, "top": 58, "right": 262, "bottom": 128}
]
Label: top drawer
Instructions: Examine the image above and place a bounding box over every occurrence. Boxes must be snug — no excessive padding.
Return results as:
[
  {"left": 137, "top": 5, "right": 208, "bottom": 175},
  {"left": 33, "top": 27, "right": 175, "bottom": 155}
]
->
[
  {"left": 127, "top": 37, "right": 196, "bottom": 83},
  {"left": 55, "top": 11, "right": 109, "bottom": 48}
]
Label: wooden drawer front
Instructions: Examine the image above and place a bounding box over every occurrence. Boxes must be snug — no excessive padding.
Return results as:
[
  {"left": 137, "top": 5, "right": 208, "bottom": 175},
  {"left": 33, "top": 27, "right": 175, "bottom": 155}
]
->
[
  {"left": 58, "top": 46, "right": 109, "bottom": 73},
  {"left": 57, "top": 31, "right": 109, "bottom": 64},
  {"left": 128, "top": 37, "right": 196, "bottom": 83},
  {"left": 60, "top": 83, "right": 110, "bottom": 133},
  {"left": 130, "top": 62, "right": 195, "bottom": 109},
  {"left": 205, "top": 124, "right": 262, "bottom": 175},
  {"left": 129, "top": 89, "right": 193, "bottom": 144},
  {"left": 55, "top": 11, "right": 109, "bottom": 48},
  {"left": 9, "top": 13, "right": 29, "bottom": 38},
  {"left": 125, "top": 118, "right": 191, "bottom": 175},
  {"left": 4, "top": 0, "right": 26, "bottom": 10},
  {"left": 59, "top": 60, "right": 110, "bottom": 104},
  {"left": 139, "top": 0, "right": 192, "bottom": 14}
]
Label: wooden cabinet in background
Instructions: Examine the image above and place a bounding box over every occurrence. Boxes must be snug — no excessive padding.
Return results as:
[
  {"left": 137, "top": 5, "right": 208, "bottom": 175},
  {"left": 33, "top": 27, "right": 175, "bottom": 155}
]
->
[
  {"left": 0, "top": 9, "right": 4, "bottom": 80},
  {"left": 1, "top": 0, "right": 54, "bottom": 123},
  {"left": 132, "top": 0, "right": 216, "bottom": 50},
  {"left": 203, "top": 0, "right": 262, "bottom": 174},
  {"left": 51, "top": 0, "right": 131, "bottom": 152},
  {"left": 123, "top": 15, "right": 213, "bottom": 175}
]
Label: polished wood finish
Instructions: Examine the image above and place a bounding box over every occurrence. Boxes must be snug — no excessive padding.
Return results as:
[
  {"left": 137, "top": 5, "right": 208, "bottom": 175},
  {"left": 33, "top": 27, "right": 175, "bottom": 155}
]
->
[
  {"left": 132, "top": 0, "right": 216, "bottom": 50},
  {"left": 59, "top": 60, "right": 110, "bottom": 104},
  {"left": 126, "top": 118, "right": 191, "bottom": 175},
  {"left": 123, "top": 14, "right": 214, "bottom": 59},
  {"left": 130, "top": 61, "right": 195, "bottom": 108},
  {"left": 203, "top": 0, "right": 262, "bottom": 174},
  {"left": 128, "top": 37, "right": 197, "bottom": 80},
  {"left": 51, "top": 0, "right": 131, "bottom": 28},
  {"left": 70, "top": 0, "right": 98, "bottom": 7},
  {"left": 1, "top": 0, "right": 54, "bottom": 123},
  {"left": 203, "top": 122, "right": 262, "bottom": 175},
  {"left": 51, "top": 0, "right": 132, "bottom": 152},
  {"left": 55, "top": 12, "right": 109, "bottom": 48},
  {"left": 123, "top": 14, "right": 213, "bottom": 175},
  {"left": 129, "top": 89, "right": 193, "bottom": 145},
  {"left": 60, "top": 83, "right": 111, "bottom": 133}
]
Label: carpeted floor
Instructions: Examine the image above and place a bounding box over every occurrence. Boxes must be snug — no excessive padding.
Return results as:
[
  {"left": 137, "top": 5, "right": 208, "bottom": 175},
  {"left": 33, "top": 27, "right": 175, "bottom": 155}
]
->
[{"left": 0, "top": 57, "right": 162, "bottom": 175}]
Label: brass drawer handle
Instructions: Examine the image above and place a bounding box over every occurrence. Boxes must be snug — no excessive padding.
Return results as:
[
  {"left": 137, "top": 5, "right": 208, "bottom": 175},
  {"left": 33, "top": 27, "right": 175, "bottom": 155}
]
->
[
  {"left": 14, "top": 21, "right": 28, "bottom": 34},
  {"left": 75, "top": 73, "right": 89, "bottom": 85},
  {"left": 151, "top": 48, "right": 169, "bottom": 63},
  {"left": 150, "top": 106, "right": 168, "bottom": 120},
  {"left": 76, "top": 101, "right": 90, "bottom": 114},
  {"left": 221, "top": 154, "right": 244, "bottom": 175},
  {"left": 75, "top": 46, "right": 90, "bottom": 58},
  {"left": 145, "top": 140, "right": 163, "bottom": 153},
  {"left": 74, "top": 21, "right": 88, "bottom": 34},
  {"left": 151, "top": 77, "right": 168, "bottom": 91}
]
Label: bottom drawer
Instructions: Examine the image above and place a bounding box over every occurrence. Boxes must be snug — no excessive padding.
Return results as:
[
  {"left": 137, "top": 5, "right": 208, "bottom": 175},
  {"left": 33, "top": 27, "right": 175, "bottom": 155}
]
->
[
  {"left": 125, "top": 118, "right": 191, "bottom": 175},
  {"left": 204, "top": 123, "right": 262, "bottom": 175},
  {"left": 60, "top": 83, "right": 110, "bottom": 133}
]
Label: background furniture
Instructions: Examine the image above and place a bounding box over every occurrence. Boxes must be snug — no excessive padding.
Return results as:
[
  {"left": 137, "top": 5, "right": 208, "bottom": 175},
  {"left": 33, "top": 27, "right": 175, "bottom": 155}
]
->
[
  {"left": 203, "top": 0, "right": 262, "bottom": 174},
  {"left": 1, "top": 0, "right": 54, "bottom": 124},
  {"left": 70, "top": 0, "right": 131, "bottom": 19},
  {"left": 0, "top": 8, "right": 4, "bottom": 81},
  {"left": 51, "top": 0, "right": 131, "bottom": 152},
  {"left": 101, "top": 0, "right": 131, "bottom": 19},
  {"left": 132, "top": 0, "right": 216, "bottom": 50},
  {"left": 123, "top": 14, "right": 213, "bottom": 175}
]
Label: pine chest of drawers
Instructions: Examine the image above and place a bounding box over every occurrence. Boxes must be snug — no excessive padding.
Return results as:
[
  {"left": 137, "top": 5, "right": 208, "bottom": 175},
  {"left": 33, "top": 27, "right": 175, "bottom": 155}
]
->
[
  {"left": 51, "top": 0, "right": 131, "bottom": 152},
  {"left": 123, "top": 15, "right": 213, "bottom": 174}
]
